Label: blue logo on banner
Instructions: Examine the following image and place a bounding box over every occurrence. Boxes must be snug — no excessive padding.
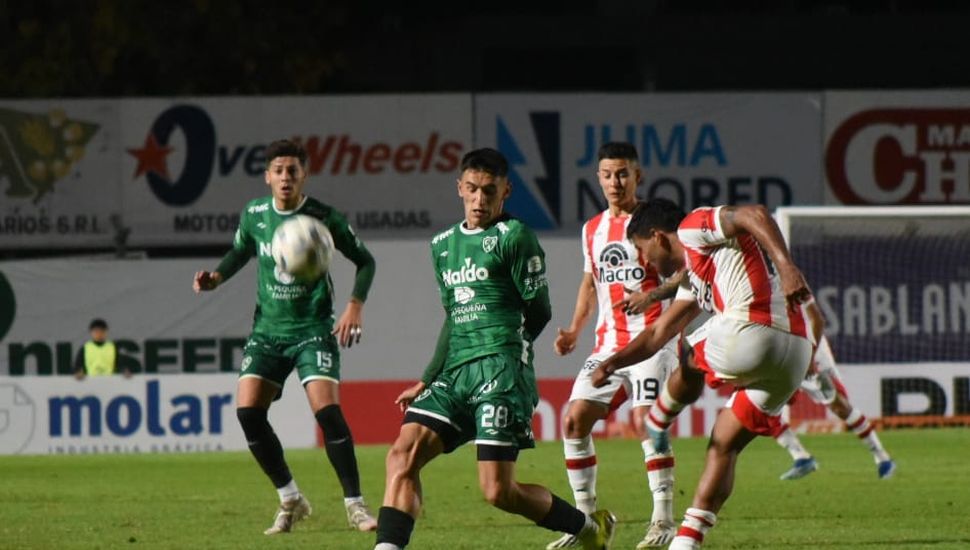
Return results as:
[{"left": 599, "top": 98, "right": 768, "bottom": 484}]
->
[{"left": 496, "top": 113, "right": 561, "bottom": 230}]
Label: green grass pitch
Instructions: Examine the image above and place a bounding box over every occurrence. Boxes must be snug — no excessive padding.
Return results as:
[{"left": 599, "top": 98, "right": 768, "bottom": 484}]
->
[{"left": 2, "top": 429, "right": 968, "bottom": 549}]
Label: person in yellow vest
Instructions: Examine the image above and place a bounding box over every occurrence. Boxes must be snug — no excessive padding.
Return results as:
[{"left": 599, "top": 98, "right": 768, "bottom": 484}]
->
[{"left": 73, "top": 319, "right": 130, "bottom": 379}]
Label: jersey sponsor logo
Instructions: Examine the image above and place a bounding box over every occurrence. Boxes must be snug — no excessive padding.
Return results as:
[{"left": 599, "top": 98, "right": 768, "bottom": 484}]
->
[
  {"left": 527, "top": 255, "right": 543, "bottom": 273},
  {"left": 259, "top": 242, "right": 272, "bottom": 257},
  {"left": 453, "top": 286, "right": 475, "bottom": 305},
  {"left": 248, "top": 203, "right": 270, "bottom": 214},
  {"left": 596, "top": 243, "right": 645, "bottom": 283},
  {"left": 827, "top": 108, "right": 970, "bottom": 204},
  {"left": 482, "top": 235, "right": 498, "bottom": 253},
  {"left": 441, "top": 258, "right": 490, "bottom": 287},
  {"left": 451, "top": 303, "right": 487, "bottom": 324}
]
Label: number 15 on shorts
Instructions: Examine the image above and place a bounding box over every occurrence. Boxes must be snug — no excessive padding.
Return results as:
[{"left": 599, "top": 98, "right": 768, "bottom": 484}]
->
[{"left": 316, "top": 351, "right": 333, "bottom": 371}]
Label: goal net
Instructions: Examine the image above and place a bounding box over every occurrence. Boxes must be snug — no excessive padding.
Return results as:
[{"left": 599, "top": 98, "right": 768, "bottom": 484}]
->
[{"left": 776, "top": 206, "right": 970, "bottom": 430}]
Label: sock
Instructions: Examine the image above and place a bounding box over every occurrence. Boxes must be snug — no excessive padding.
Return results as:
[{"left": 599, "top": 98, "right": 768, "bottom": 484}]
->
[
  {"left": 236, "top": 407, "right": 293, "bottom": 489},
  {"left": 374, "top": 544, "right": 402, "bottom": 550},
  {"left": 277, "top": 479, "right": 300, "bottom": 503},
  {"left": 315, "top": 405, "right": 363, "bottom": 498},
  {"left": 375, "top": 506, "right": 415, "bottom": 549},
  {"left": 670, "top": 507, "right": 716, "bottom": 549},
  {"left": 646, "top": 386, "right": 685, "bottom": 433},
  {"left": 563, "top": 437, "right": 597, "bottom": 514},
  {"left": 536, "top": 494, "right": 588, "bottom": 535},
  {"left": 845, "top": 408, "right": 891, "bottom": 463},
  {"left": 642, "top": 438, "right": 674, "bottom": 523},
  {"left": 774, "top": 426, "right": 812, "bottom": 461}
]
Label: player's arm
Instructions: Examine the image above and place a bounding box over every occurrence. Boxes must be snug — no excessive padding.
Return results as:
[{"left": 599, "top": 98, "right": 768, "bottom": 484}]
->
[
  {"left": 554, "top": 272, "right": 596, "bottom": 355},
  {"left": 508, "top": 228, "right": 551, "bottom": 341},
  {"left": 617, "top": 269, "right": 686, "bottom": 315},
  {"left": 718, "top": 205, "right": 810, "bottom": 308},
  {"left": 395, "top": 317, "right": 451, "bottom": 411},
  {"left": 590, "top": 279, "right": 701, "bottom": 388},
  {"left": 328, "top": 212, "right": 376, "bottom": 347},
  {"left": 194, "top": 212, "right": 254, "bottom": 293}
]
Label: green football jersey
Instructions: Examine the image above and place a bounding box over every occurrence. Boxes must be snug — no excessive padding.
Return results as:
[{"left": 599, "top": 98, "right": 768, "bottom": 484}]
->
[
  {"left": 430, "top": 215, "right": 550, "bottom": 368},
  {"left": 218, "top": 195, "right": 374, "bottom": 337}
]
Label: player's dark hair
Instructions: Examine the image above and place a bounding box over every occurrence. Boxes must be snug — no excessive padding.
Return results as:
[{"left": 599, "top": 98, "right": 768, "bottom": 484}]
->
[
  {"left": 597, "top": 141, "right": 639, "bottom": 163},
  {"left": 89, "top": 318, "right": 108, "bottom": 330},
  {"left": 459, "top": 148, "right": 508, "bottom": 178},
  {"left": 626, "top": 198, "right": 686, "bottom": 239},
  {"left": 265, "top": 139, "right": 308, "bottom": 167}
]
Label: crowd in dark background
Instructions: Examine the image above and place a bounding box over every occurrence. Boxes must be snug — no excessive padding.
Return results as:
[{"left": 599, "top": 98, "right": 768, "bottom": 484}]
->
[{"left": 3, "top": 0, "right": 969, "bottom": 97}]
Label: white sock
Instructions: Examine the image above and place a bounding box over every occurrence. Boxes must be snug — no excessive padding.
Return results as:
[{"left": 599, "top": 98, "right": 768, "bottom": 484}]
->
[
  {"left": 775, "top": 426, "right": 812, "bottom": 461},
  {"left": 277, "top": 479, "right": 300, "bottom": 502},
  {"left": 344, "top": 496, "right": 364, "bottom": 507},
  {"left": 564, "top": 437, "right": 597, "bottom": 514},
  {"left": 374, "top": 544, "right": 402, "bottom": 550},
  {"left": 669, "top": 507, "right": 716, "bottom": 549},
  {"left": 646, "top": 386, "right": 685, "bottom": 433},
  {"left": 642, "top": 437, "right": 674, "bottom": 523},
  {"left": 845, "top": 408, "right": 891, "bottom": 463}
]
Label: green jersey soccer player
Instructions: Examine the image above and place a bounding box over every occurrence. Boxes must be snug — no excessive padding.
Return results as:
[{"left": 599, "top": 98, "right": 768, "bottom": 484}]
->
[
  {"left": 373, "top": 148, "right": 616, "bottom": 550},
  {"left": 193, "top": 139, "right": 378, "bottom": 535}
]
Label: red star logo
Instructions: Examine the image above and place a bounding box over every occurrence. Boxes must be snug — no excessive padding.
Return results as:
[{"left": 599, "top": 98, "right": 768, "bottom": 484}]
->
[{"left": 127, "top": 133, "right": 173, "bottom": 179}]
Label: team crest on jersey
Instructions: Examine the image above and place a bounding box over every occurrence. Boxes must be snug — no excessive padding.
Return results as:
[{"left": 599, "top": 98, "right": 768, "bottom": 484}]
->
[
  {"left": 482, "top": 236, "right": 498, "bottom": 253},
  {"left": 454, "top": 286, "right": 476, "bottom": 305}
]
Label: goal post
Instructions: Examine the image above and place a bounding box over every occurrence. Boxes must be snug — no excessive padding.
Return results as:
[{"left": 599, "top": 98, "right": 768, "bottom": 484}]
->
[{"left": 774, "top": 205, "right": 970, "bottom": 430}]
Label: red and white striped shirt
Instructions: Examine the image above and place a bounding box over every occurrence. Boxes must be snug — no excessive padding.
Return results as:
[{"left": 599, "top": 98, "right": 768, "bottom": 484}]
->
[
  {"left": 675, "top": 206, "right": 809, "bottom": 339},
  {"left": 583, "top": 210, "right": 665, "bottom": 354}
]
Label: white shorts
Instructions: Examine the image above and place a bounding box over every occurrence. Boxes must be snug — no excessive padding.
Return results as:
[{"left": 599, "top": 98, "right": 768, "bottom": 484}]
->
[
  {"left": 687, "top": 316, "right": 812, "bottom": 436},
  {"left": 569, "top": 346, "right": 678, "bottom": 410}
]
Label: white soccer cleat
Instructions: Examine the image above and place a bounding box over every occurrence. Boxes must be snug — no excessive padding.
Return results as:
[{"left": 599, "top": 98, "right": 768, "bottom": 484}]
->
[
  {"left": 346, "top": 499, "right": 378, "bottom": 531},
  {"left": 636, "top": 519, "right": 677, "bottom": 549},
  {"left": 546, "top": 533, "right": 582, "bottom": 549},
  {"left": 264, "top": 494, "right": 312, "bottom": 535}
]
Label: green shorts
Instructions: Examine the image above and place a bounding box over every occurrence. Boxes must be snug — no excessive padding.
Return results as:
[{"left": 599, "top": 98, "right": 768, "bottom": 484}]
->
[
  {"left": 405, "top": 352, "right": 537, "bottom": 455},
  {"left": 239, "top": 332, "right": 341, "bottom": 391}
]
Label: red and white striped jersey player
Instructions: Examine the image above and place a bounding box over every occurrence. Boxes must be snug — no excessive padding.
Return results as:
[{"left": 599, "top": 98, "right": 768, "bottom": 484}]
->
[
  {"left": 590, "top": 200, "right": 816, "bottom": 550},
  {"left": 549, "top": 142, "right": 679, "bottom": 550}
]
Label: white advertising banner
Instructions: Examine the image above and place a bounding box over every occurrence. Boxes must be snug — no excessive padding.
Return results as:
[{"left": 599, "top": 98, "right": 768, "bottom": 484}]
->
[
  {"left": 0, "top": 95, "right": 472, "bottom": 248},
  {"left": 823, "top": 90, "right": 970, "bottom": 206},
  {"left": 474, "top": 93, "right": 823, "bottom": 232},
  {"left": 0, "top": 374, "right": 316, "bottom": 455}
]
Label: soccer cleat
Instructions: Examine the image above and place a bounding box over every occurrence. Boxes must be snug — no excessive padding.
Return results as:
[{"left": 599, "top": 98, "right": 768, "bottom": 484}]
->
[
  {"left": 579, "top": 509, "right": 616, "bottom": 550},
  {"left": 877, "top": 459, "right": 896, "bottom": 479},
  {"left": 780, "top": 457, "right": 818, "bottom": 480},
  {"left": 346, "top": 499, "right": 378, "bottom": 531},
  {"left": 546, "top": 533, "right": 581, "bottom": 549},
  {"left": 636, "top": 519, "right": 677, "bottom": 549},
  {"left": 264, "top": 494, "right": 312, "bottom": 535}
]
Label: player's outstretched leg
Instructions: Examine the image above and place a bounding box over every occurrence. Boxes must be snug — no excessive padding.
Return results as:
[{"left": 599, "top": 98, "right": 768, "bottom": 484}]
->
[
  {"left": 775, "top": 424, "right": 818, "bottom": 480},
  {"left": 548, "top": 400, "right": 602, "bottom": 549},
  {"left": 839, "top": 405, "right": 894, "bottom": 478},
  {"left": 478, "top": 454, "right": 615, "bottom": 550},
  {"left": 668, "top": 403, "right": 757, "bottom": 549},
  {"left": 314, "top": 404, "right": 377, "bottom": 530},
  {"left": 375, "top": 423, "right": 442, "bottom": 549},
  {"left": 637, "top": 432, "right": 676, "bottom": 549},
  {"left": 237, "top": 406, "right": 312, "bottom": 534}
]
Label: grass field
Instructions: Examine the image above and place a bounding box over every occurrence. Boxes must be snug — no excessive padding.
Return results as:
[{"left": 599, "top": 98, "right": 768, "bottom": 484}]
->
[{"left": 3, "top": 428, "right": 969, "bottom": 549}]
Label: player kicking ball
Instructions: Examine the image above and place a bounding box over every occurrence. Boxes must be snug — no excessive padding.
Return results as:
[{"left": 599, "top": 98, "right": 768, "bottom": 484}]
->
[
  {"left": 590, "top": 199, "right": 815, "bottom": 549},
  {"left": 548, "top": 143, "right": 678, "bottom": 549},
  {"left": 374, "top": 148, "right": 615, "bottom": 550},
  {"left": 774, "top": 301, "right": 896, "bottom": 481},
  {"left": 193, "top": 139, "right": 378, "bottom": 535}
]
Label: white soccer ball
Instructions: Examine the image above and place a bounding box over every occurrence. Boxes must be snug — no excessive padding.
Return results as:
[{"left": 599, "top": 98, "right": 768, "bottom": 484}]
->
[{"left": 271, "top": 215, "right": 333, "bottom": 282}]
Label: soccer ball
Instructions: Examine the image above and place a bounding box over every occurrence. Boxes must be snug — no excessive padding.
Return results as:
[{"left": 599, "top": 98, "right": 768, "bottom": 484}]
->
[{"left": 271, "top": 215, "right": 333, "bottom": 282}]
